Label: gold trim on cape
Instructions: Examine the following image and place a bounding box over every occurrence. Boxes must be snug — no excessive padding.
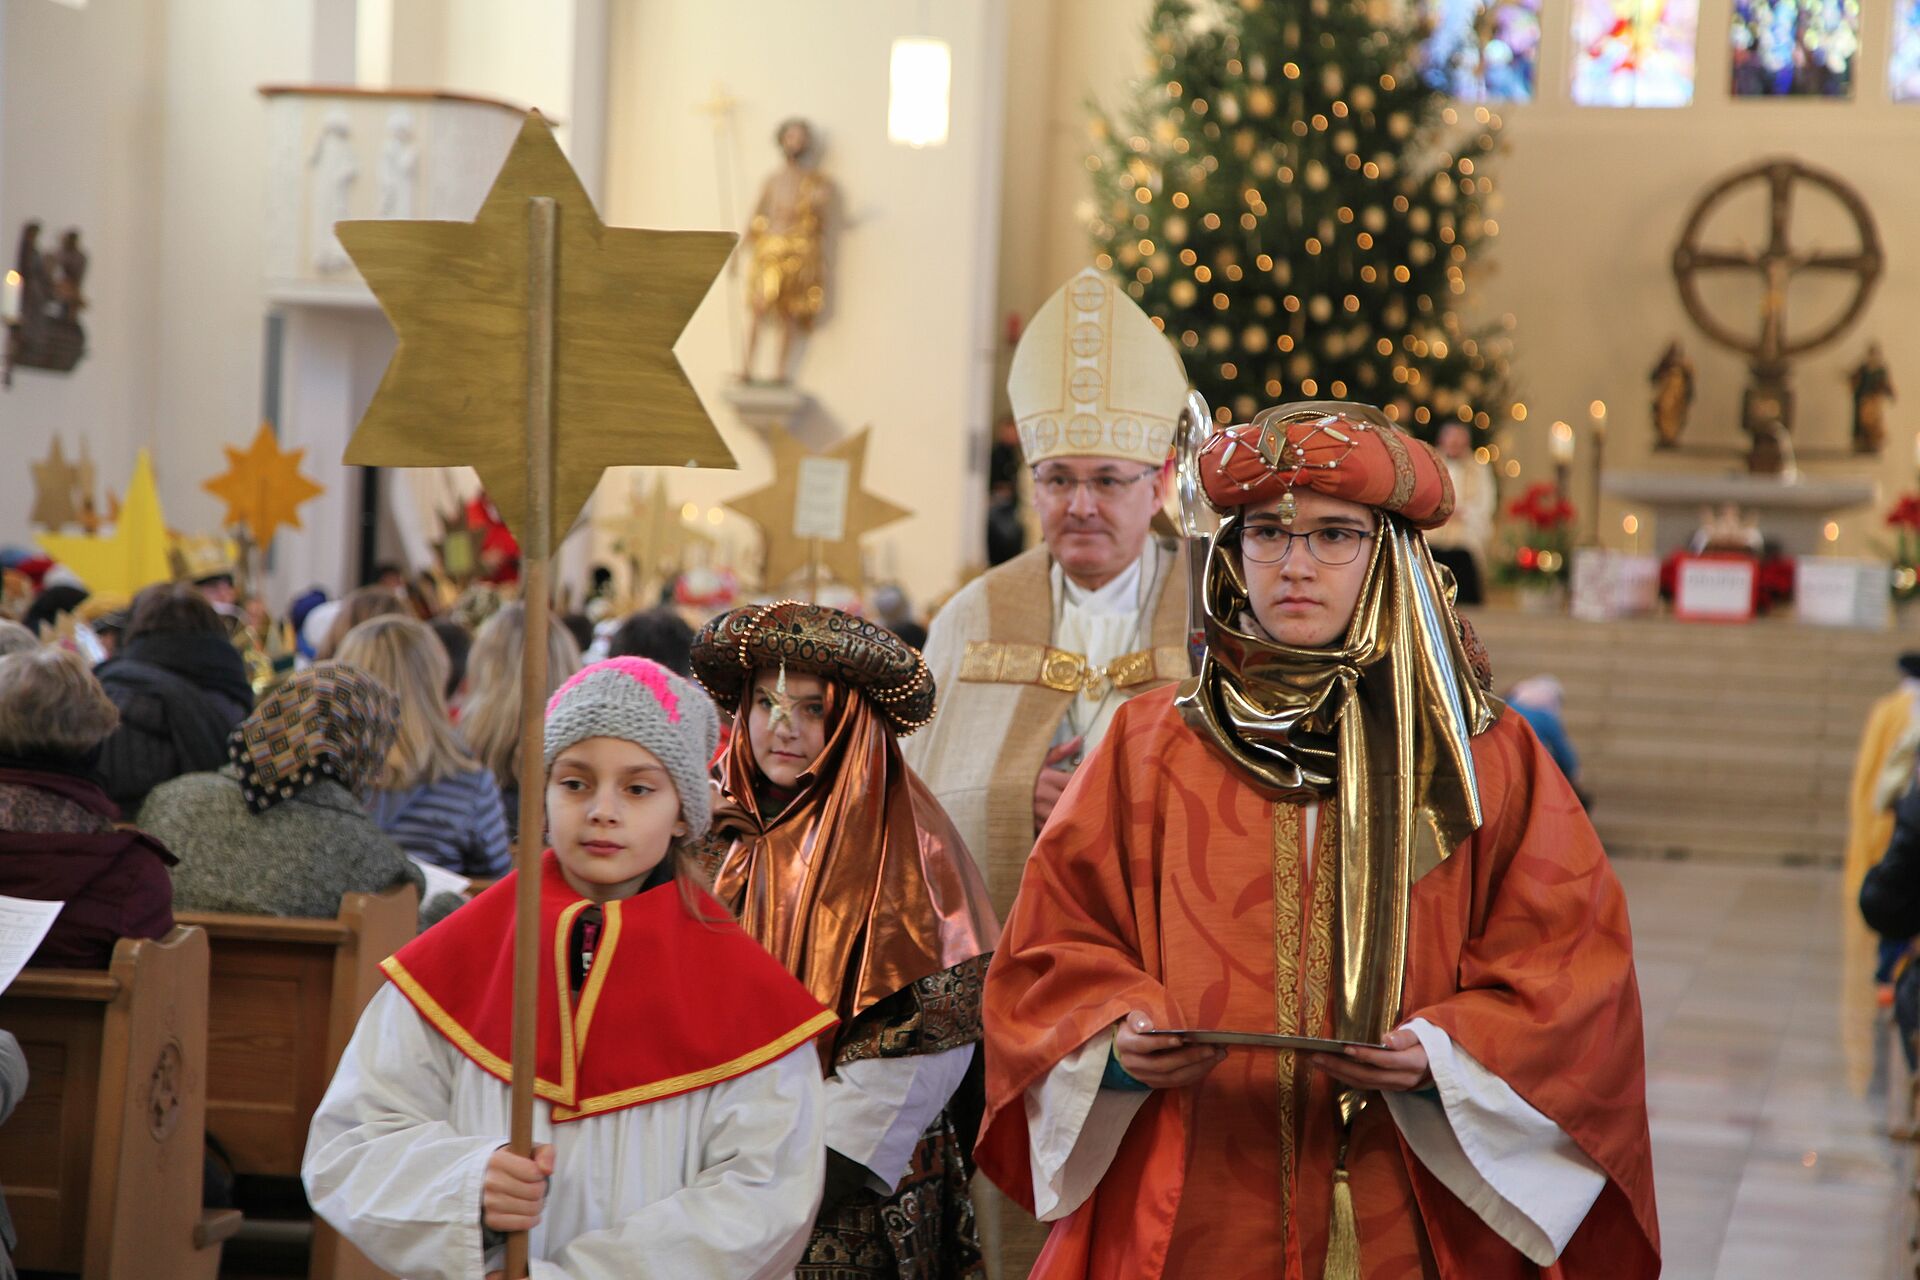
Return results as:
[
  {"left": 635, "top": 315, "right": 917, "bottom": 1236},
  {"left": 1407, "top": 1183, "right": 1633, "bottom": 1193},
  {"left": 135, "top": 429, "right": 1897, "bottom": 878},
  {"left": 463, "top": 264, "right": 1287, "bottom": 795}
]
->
[
  {"left": 958, "top": 641, "right": 1187, "bottom": 695},
  {"left": 378, "top": 958, "right": 839, "bottom": 1123}
]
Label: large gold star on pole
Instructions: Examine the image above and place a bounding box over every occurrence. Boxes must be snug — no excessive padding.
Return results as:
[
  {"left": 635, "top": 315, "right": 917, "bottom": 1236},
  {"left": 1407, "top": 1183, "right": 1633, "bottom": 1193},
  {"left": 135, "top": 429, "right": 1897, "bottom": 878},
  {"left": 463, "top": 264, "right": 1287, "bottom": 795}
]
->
[
  {"left": 337, "top": 113, "right": 738, "bottom": 549},
  {"left": 202, "top": 423, "right": 326, "bottom": 550},
  {"left": 726, "top": 427, "right": 910, "bottom": 590}
]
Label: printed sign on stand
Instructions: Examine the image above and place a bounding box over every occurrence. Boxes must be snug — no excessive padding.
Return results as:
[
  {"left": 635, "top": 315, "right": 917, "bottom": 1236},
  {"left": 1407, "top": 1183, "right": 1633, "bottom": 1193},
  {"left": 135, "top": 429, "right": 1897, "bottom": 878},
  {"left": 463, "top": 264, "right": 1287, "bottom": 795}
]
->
[
  {"left": 792, "top": 456, "right": 852, "bottom": 542},
  {"left": 1673, "top": 555, "right": 1757, "bottom": 623}
]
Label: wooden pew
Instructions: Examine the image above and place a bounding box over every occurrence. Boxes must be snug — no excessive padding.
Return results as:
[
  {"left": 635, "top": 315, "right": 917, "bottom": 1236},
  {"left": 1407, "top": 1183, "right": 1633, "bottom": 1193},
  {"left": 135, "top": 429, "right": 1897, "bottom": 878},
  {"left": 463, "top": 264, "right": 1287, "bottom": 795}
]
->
[
  {"left": 176, "top": 884, "right": 417, "bottom": 1280},
  {"left": 0, "top": 925, "right": 241, "bottom": 1278}
]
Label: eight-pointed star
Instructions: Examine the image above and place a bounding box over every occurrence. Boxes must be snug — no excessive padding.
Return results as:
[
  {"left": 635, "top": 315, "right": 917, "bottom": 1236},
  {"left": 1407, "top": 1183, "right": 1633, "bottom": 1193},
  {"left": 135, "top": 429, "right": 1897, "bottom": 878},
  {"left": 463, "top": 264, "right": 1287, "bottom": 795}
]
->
[
  {"left": 338, "top": 112, "right": 738, "bottom": 549},
  {"left": 202, "top": 423, "right": 326, "bottom": 551}
]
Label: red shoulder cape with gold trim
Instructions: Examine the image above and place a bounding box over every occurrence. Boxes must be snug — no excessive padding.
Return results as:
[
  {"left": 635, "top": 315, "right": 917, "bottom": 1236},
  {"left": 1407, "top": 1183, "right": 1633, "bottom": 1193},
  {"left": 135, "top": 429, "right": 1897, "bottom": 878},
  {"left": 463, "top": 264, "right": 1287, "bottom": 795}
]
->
[{"left": 381, "top": 851, "right": 837, "bottom": 1122}]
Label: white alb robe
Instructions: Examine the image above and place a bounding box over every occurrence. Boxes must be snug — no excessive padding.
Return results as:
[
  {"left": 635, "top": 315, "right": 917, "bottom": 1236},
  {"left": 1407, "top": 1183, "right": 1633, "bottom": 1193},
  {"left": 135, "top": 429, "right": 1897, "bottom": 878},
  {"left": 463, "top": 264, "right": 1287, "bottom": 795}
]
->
[
  {"left": 303, "top": 984, "right": 826, "bottom": 1280},
  {"left": 826, "top": 1046, "right": 976, "bottom": 1194}
]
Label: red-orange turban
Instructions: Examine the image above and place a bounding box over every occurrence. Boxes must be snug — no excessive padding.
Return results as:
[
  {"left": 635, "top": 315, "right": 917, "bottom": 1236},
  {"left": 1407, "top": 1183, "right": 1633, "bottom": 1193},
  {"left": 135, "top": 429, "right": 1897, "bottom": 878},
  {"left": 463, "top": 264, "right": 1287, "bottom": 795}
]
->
[{"left": 1196, "top": 400, "right": 1456, "bottom": 530}]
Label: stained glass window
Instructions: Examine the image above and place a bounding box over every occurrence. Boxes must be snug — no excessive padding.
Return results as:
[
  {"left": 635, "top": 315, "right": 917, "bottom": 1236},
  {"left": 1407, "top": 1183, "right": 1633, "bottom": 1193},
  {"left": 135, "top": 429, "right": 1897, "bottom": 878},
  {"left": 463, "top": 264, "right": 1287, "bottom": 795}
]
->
[
  {"left": 1730, "top": 0, "right": 1860, "bottom": 96},
  {"left": 1893, "top": 0, "right": 1920, "bottom": 99},
  {"left": 1421, "top": 0, "right": 1544, "bottom": 101},
  {"left": 1569, "top": 0, "right": 1701, "bottom": 107}
]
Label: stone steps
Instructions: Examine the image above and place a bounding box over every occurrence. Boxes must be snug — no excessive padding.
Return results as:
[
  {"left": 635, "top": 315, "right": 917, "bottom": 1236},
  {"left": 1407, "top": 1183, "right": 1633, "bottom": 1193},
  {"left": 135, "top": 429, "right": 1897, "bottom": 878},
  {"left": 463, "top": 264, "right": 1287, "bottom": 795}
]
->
[{"left": 1462, "top": 607, "right": 1912, "bottom": 868}]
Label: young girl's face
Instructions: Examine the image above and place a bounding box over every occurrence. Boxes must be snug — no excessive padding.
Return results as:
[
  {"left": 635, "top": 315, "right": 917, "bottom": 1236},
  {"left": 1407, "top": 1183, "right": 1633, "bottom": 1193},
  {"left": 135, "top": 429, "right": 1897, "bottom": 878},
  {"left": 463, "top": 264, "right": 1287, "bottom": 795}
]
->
[
  {"left": 546, "top": 736, "right": 686, "bottom": 903},
  {"left": 746, "top": 669, "right": 828, "bottom": 789}
]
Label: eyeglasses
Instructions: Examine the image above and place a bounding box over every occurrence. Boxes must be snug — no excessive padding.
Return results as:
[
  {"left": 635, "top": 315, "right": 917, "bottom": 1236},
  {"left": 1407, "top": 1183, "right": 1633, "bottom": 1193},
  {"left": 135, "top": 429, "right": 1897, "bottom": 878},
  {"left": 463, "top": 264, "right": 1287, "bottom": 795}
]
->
[
  {"left": 1031, "top": 466, "right": 1159, "bottom": 503},
  {"left": 1238, "top": 523, "right": 1375, "bottom": 566}
]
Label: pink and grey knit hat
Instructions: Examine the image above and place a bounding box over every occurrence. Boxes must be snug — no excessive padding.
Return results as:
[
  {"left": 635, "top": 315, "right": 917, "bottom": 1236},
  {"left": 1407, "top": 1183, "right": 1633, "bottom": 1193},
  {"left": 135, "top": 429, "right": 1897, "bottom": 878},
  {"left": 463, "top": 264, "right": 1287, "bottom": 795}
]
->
[{"left": 543, "top": 657, "right": 720, "bottom": 836}]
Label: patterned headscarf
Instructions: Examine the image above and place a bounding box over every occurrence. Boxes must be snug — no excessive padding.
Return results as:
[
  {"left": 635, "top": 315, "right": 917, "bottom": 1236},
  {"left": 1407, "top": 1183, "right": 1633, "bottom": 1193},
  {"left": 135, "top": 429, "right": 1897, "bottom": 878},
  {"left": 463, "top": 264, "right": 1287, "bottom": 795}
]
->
[{"left": 228, "top": 663, "right": 400, "bottom": 814}]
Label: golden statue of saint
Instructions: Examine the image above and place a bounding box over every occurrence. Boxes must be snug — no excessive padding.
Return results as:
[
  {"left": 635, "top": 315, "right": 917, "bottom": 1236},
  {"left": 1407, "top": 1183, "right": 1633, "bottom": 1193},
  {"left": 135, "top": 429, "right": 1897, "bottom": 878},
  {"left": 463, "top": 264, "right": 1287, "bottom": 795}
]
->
[{"left": 741, "top": 118, "right": 835, "bottom": 384}]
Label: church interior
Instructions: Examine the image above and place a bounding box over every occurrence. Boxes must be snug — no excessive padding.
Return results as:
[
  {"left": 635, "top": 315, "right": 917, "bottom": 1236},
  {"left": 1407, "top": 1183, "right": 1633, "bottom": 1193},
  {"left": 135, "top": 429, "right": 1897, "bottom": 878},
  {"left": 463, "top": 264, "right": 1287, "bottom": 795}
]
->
[{"left": 5, "top": 0, "right": 1920, "bottom": 1276}]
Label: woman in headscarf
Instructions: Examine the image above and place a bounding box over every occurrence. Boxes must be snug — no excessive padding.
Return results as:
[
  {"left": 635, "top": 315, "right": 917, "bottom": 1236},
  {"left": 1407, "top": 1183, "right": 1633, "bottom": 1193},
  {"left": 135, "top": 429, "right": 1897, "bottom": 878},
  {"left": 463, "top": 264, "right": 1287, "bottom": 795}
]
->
[
  {"left": 139, "top": 662, "right": 427, "bottom": 919},
  {"left": 691, "top": 601, "right": 1000, "bottom": 1280}
]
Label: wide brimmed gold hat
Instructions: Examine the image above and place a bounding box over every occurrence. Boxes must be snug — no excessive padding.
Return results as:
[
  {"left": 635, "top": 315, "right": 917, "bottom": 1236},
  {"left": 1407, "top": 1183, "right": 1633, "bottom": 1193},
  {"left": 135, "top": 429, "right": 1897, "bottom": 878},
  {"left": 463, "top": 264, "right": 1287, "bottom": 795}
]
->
[{"left": 690, "top": 601, "right": 935, "bottom": 736}]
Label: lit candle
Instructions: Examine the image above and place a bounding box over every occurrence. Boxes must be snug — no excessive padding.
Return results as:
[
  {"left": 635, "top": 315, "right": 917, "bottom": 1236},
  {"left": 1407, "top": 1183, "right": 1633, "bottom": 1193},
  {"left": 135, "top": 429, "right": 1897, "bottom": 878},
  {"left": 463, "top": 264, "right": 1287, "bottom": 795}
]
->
[
  {"left": 1911, "top": 431, "right": 1920, "bottom": 474},
  {"left": 0, "top": 270, "right": 19, "bottom": 324},
  {"left": 1589, "top": 399, "right": 1608, "bottom": 439},
  {"left": 1549, "top": 421, "right": 1576, "bottom": 465}
]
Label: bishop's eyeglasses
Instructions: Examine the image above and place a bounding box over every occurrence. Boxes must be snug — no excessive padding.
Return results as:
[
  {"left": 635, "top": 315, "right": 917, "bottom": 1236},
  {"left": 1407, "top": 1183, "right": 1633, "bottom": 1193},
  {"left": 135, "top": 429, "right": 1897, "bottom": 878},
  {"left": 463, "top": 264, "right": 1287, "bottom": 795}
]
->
[
  {"left": 1237, "top": 521, "right": 1375, "bottom": 566},
  {"left": 1031, "top": 465, "right": 1159, "bottom": 504}
]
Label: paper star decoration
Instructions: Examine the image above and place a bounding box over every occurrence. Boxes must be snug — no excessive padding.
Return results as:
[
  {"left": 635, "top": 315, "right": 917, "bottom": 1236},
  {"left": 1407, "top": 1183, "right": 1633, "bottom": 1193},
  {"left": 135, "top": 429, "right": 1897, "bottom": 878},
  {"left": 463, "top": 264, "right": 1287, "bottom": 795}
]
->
[
  {"left": 726, "top": 427, "right": 910, "bottom": 589},
  {"left": 202, "top": 423, "right": 326, "bottom": 550},
  {"left": 29, "top": 437, "right": 83, "bottom": 531},
  {"left": 600, "top": 472, "right": 711, "bottom": 581},
  {"left": 338, "top": 112, "right": 738, "bottom": 549},
  {"left": 36, "top": 449, "right": 174, "bottom": 601}
]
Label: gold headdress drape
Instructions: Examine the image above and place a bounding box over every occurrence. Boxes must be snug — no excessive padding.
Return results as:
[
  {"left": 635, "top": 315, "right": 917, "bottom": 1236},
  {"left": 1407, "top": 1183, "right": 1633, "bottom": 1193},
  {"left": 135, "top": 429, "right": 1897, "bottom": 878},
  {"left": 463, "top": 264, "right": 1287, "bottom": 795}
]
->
[{"left": 1174, "top": 510, "right": 1496, "bottom": 1050}]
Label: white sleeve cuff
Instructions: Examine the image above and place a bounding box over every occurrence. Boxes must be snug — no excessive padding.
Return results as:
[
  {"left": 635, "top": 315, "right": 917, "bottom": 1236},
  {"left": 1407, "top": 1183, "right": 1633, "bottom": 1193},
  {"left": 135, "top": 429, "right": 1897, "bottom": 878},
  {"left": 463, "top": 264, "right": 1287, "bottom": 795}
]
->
[
  {"left": 825, "top": 1045, "right": 974, "bottom": 1194},
  {"left": 1024, "top": 1030, "right": 1150, "bottom": 1222},
  {"left": 1382, "top": 1018, "right": 1606, "bottom": 1264}
]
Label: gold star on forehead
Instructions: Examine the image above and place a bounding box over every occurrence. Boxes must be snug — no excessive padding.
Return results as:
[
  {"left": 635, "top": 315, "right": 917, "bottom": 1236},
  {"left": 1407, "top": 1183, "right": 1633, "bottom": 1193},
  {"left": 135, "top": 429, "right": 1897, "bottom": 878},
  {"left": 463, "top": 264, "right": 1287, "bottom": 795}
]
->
[
  {"left": 726, "top": 426, "right": 910, "bottom": 590},
  {"left": 338, "top": 112, "right": 738, "bottom": 548},
  {"left": 202, "top": 423, "right": 326, "bottom": 550}
]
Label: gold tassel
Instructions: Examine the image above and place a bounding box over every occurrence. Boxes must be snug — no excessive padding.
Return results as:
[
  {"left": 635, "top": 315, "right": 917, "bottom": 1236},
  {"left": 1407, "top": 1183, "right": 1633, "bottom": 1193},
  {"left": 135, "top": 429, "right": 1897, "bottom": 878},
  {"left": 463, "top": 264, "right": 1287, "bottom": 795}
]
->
[{"left": 1323, "top": 1167, "right": 1360, "bottom": 1280}]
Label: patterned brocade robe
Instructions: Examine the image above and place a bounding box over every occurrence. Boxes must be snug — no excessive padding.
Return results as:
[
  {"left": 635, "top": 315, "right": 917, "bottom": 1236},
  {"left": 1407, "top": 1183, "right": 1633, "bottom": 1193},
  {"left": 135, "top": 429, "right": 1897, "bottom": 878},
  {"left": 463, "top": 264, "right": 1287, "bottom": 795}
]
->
[{"left": 798, "top": 955, "right": 991, "bottom": 1280}]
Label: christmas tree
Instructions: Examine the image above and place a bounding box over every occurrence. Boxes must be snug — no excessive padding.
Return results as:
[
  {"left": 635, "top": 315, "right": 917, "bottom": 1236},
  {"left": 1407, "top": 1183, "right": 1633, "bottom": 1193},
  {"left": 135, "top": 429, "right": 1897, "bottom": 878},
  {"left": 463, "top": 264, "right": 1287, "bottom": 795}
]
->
[{"left": 1089, "top": 0, "right": 1517, "bottom": 438}]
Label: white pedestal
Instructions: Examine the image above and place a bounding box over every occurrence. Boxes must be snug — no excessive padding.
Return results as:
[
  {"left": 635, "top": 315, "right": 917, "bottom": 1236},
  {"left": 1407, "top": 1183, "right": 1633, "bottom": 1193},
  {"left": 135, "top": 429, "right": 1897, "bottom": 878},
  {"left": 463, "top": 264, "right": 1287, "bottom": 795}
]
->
[
  {"left": 1601, "top": 471, "right": 1876, "bottom": 557},
  {"left": 722, "top": 380, "right": 814, "bottom": 434}
]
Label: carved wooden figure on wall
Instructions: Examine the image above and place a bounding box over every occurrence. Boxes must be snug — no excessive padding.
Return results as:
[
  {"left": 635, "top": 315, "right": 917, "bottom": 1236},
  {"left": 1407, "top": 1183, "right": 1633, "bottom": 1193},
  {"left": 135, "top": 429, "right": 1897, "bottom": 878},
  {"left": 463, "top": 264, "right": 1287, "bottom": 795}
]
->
[{"left": 4, "top": 220, "right": 89, "bottom": 387}]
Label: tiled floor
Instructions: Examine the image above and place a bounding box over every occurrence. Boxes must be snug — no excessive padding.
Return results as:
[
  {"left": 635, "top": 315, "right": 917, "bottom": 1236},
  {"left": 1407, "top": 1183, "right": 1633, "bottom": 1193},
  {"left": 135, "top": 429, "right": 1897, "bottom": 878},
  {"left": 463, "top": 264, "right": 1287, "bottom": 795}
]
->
[{"left": 1623, "top": 859, "right": 1914, "bottom": 1279}]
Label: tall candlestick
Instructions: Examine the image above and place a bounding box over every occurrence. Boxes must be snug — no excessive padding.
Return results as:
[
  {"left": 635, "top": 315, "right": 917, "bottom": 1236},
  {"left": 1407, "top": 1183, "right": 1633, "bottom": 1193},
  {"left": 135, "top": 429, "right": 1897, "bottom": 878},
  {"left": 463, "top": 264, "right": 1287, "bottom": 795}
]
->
[{"left": 1549, "top": 420, "right": 1576, "bottom": 465}]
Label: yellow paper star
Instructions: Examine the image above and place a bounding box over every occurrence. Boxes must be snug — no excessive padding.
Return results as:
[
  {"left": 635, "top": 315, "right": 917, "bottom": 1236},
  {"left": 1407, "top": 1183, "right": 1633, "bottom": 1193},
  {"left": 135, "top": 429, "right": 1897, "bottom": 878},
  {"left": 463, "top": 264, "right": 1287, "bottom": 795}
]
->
[
  {"left": 726, "top": 427, "right": 911, "bottom": 590},
  {"left": 36, "top": 449, "right": 174, "bottom": 602},
  {"left": 29, "top": 438, "right": 82, "bottom": 531},
  {"left": 202, "top": 423, "right": 326, "bottom": 550},
  {"left": 338, "top": 112, "right": 738, "bottom": 549}
]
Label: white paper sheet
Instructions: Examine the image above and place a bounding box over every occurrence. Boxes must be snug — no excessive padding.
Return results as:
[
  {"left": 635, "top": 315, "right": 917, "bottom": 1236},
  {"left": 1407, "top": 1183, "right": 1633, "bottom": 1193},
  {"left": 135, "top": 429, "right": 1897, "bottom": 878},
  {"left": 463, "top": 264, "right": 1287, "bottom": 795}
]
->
[
  {"left": 409, "top": 857, "right": 472, "bottom": 905},
  {"left": 0, "top": 895, "right": 65, "bottom": 992}
]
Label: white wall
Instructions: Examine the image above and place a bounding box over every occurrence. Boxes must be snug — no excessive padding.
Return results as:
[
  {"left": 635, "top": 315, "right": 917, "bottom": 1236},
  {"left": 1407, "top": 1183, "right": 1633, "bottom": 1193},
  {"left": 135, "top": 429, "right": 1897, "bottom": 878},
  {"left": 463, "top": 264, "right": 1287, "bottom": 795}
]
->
[
  {"left": 0, "top": 0, "right": 168, "bottom": 546},
  {"left": 603, "top": 0, "right": 1007, "bottom": 604},
  {"left": 151, "top": 0, "right": 318, "bottom": 541},
  {"left": 1015, "top": 0, "right": 1920, "bottom": 557}
]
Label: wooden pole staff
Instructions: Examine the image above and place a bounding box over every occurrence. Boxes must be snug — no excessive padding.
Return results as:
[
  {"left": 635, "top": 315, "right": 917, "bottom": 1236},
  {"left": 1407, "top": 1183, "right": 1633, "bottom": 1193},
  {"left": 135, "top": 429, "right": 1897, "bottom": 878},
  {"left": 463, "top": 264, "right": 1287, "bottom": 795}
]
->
[{"left": 504, "top": 193, "right": 557, "bottom": 1280}]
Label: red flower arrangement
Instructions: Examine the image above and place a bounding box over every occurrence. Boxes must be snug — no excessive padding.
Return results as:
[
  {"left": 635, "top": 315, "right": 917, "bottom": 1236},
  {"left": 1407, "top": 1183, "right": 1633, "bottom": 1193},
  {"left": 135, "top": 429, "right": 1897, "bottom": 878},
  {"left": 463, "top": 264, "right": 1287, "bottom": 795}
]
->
[
  {"left": 1496, "top": 483, "right": 1575, "bottom": 587},
  {"left": 1884, "top": 492, "right": 1920, "bottom": 602},
  {"left": 1507, "top": 482, "right": 1576, "bottom": 531}
]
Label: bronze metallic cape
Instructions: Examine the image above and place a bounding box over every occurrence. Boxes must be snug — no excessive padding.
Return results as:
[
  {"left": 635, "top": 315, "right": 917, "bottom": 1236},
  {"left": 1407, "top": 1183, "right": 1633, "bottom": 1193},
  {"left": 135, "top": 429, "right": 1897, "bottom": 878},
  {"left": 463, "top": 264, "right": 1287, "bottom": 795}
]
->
[
  {"left": 1174, "top": 510, "right": 1496, "bottom": 1054},
  {"left": 709, "top": 688, "right": 999, "bottom": 1036}
]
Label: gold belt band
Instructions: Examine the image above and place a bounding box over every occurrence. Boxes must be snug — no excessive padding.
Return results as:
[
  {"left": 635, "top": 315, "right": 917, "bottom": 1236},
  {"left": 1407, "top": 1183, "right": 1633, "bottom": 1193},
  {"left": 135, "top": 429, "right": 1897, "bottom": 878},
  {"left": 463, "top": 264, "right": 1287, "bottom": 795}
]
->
[{"left": 958, "top": 641, "right": 1186, "bottom": 696}]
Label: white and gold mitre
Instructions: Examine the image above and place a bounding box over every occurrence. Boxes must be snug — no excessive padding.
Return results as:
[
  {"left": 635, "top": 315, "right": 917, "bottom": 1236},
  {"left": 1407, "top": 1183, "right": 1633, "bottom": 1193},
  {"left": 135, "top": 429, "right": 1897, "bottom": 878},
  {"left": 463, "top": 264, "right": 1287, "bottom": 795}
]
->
[{"left": 1007, "top": 267, "right": 1190, "bottom": 467}]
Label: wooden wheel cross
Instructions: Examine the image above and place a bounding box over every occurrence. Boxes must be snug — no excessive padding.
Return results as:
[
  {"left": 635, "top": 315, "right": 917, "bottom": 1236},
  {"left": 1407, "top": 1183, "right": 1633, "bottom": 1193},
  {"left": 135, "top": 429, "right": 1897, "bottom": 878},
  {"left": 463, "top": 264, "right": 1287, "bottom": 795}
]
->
[{"left": 1671, "top": 157, "right": 1882, "bottom": 472}]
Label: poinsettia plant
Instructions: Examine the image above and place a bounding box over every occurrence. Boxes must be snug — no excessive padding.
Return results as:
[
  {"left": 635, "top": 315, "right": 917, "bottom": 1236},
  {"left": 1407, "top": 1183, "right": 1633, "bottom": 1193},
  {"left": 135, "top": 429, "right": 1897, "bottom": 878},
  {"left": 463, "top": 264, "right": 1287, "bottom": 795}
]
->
[
  {"left": 1496, "top": 482, "right": 1576, "bottom": 586},
  {"left": 1884, "top": 493, "right": 1920, "bottom": 602}
]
